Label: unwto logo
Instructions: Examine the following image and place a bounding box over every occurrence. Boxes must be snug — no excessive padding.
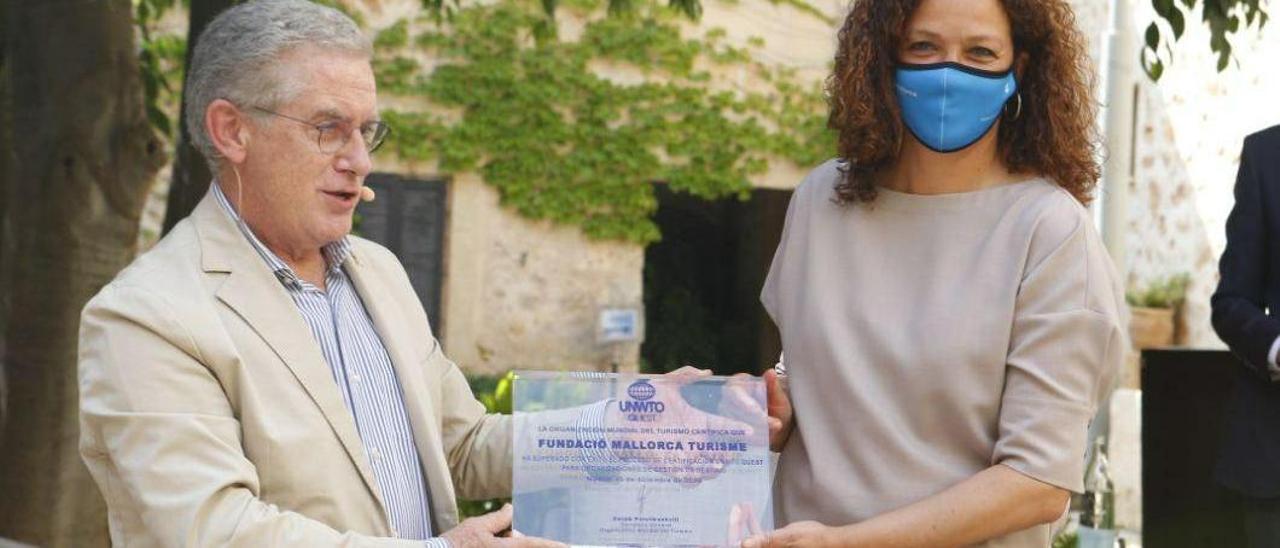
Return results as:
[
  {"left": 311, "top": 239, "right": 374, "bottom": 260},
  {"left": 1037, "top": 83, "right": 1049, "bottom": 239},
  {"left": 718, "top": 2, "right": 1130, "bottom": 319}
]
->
[{"left": 619, "top": 379, "right": 664, "bottom": 421}]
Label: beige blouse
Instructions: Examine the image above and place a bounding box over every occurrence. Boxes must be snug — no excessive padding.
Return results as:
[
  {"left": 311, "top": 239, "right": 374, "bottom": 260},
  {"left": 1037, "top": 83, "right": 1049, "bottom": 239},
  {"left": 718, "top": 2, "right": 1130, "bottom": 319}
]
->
[{"left": 762, "top": 160, "right": 1126, "bottom": 547}]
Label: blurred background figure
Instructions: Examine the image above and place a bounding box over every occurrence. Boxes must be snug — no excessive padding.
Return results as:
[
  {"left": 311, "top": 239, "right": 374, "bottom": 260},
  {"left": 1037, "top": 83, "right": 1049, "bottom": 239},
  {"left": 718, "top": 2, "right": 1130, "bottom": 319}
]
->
[{"left": 1211, "top": 124, "right": 1280, "bottom": 548}]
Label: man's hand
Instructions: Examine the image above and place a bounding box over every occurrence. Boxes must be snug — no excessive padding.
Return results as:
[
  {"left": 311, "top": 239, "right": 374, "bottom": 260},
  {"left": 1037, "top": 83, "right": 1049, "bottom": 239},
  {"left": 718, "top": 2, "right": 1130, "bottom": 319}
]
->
[
  {"left": 667, "top": 365, "right": 713, "bottom": 379},
  {"left": 440, "top": 504, "right": 566, "bottom": 548},
  {"left": 605, "top": 367, "right": 756, "bottom": 484},
  {"left": 742, "top": 520, "right": 836, "bottom": 548}
]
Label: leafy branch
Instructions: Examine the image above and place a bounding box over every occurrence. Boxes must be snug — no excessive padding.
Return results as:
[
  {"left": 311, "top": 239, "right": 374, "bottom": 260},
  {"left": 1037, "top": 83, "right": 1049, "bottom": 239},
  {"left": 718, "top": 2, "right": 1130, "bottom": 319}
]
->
[
  {"left": 134, "top": 0, "right": 188, "bottom": 138},
  {"left": 1144, "top": 0, "right": 1269, "bottom": 80}
]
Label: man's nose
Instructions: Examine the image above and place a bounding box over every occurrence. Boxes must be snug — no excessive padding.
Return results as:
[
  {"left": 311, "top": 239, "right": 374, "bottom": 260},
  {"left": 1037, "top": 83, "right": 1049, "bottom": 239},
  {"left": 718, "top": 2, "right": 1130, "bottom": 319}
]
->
[{"left": 334, "top": 128, "right": 372, "bottom": 176}]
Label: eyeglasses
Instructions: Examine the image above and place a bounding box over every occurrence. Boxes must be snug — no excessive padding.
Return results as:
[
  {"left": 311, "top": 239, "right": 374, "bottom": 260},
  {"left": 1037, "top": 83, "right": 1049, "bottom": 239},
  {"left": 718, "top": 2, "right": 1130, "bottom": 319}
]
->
[{"left": 251, "top": 106, "right": 391, "bottom": 154}]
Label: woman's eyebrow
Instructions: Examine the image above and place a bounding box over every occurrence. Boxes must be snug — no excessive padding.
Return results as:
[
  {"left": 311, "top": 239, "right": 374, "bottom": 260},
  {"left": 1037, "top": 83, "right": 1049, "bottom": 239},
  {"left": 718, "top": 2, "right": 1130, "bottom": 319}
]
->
[
  {"left": 965, "top": 34, "right": 1004, "bottom": 44},
  {"left": 905, "top": 28, "right": 943, "bottom": 40}
]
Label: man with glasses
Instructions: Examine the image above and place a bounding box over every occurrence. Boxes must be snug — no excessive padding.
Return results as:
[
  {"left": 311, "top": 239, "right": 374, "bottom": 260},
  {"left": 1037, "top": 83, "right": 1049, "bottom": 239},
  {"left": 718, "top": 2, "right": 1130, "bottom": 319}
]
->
[{"left": 76, "top": 1, "right": 562, "bottom": 546}]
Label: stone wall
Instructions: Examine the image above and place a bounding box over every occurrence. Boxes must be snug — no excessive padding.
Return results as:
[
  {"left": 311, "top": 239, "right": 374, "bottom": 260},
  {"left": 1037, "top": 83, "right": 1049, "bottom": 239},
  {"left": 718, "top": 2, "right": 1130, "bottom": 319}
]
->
[{"left": 441, "top": 173, "right": 647, "bottom": 374}]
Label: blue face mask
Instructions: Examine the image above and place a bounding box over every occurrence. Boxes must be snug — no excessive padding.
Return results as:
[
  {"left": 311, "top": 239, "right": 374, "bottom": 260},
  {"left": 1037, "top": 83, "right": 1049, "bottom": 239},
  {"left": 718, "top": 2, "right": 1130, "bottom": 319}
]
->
[{"left": 894, "top": 62, "right": 1018, "bottom": 153}]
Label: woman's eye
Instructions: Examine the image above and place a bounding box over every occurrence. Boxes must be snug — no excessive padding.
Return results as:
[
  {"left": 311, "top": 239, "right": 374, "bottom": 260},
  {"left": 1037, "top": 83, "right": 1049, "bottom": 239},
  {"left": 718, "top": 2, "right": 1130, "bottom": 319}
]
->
[
  {"left": 970, "top": 47, "right": 997, "bottom": 58},
  {"left": 908, "top": 41, "right": 936, "bottom": 52}
]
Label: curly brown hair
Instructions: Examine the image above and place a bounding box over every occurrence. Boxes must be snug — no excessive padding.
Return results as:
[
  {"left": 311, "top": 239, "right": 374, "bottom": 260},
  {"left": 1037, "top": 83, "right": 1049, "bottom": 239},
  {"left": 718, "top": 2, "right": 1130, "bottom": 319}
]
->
[{"left": 827, "top": 0, "right": 1100, "bottom": 204}]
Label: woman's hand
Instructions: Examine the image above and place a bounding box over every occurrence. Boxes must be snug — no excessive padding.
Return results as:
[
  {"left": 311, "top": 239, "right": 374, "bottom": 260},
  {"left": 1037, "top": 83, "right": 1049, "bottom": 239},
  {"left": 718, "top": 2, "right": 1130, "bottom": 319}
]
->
[
  {"left": 746, "top": 466, "right": 1068, "bottom": 547},
  {"left": 670, "top": 365, "right": 794, "bottom": 452},
  {"left": 764, "top": 368, "right": 793, "bottom": 452},
  {"left": 742, "top": 521, "right": 837, "bottom": 548}
]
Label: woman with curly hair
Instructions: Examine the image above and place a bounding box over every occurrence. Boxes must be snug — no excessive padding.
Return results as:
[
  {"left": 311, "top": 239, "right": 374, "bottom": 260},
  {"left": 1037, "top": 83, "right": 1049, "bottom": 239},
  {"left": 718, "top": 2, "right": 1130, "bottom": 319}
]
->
[{"left": 743, "top": 0, "right": 1126, "bottom": 546}]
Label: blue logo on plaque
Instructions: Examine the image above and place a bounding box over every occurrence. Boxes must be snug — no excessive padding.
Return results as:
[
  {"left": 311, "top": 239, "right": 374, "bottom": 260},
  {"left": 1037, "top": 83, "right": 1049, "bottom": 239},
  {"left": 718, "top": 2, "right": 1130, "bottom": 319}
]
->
[
  {"left": 627, "top": 380, "right": 656, "bottom": 401},
  {"left": 620, "top": 380, "right": 662, "bottom": 421}
]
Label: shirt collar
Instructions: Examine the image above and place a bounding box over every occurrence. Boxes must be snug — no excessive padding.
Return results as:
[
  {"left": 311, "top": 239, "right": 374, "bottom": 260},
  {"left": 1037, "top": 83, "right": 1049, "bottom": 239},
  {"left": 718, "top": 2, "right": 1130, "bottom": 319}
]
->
[{"left": 211, "top": 182, "right": 353, "bottom": 289}]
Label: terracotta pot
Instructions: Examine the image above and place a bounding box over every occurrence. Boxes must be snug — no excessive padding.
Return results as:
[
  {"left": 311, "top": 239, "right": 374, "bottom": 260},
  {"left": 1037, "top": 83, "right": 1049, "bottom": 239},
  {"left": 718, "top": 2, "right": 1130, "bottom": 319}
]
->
[{"left": 1129, "top": 306, "right": 1176, "bottom": 349}]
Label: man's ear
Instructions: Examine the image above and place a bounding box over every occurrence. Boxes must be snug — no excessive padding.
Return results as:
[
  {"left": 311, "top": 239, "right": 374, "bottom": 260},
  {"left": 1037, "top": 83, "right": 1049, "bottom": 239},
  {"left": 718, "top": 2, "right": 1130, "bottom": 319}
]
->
[{"left": 206, "top": 99, "right": 252, "bottom": 164}]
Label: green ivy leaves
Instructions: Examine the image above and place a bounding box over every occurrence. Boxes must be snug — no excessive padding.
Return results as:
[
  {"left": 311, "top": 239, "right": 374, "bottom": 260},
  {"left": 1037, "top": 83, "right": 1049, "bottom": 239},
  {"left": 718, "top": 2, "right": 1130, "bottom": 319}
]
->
[{"left": 377, "top": 0, "right": 833, "bottom": 243}]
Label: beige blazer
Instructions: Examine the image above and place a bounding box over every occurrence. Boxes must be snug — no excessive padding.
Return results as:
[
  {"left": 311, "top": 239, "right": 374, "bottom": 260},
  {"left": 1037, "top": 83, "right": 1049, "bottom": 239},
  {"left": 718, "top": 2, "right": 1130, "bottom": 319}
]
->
[{"left": 78, "top": 191, "right": 512, "bottom": 547}]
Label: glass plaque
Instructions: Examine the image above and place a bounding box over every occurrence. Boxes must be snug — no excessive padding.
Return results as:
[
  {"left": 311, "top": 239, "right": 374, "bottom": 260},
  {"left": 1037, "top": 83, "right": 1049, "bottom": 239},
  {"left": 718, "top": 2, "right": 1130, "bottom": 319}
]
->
[{"left": 512, "top": 371, "right": 773, "bottom": 547}]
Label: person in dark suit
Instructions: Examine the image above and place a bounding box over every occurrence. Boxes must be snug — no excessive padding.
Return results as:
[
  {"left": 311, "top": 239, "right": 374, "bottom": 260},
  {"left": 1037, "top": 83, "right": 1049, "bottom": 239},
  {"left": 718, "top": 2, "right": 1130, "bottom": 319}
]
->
[{"left": 1212, "top": 124, "right": 1280, "bottom": 547}]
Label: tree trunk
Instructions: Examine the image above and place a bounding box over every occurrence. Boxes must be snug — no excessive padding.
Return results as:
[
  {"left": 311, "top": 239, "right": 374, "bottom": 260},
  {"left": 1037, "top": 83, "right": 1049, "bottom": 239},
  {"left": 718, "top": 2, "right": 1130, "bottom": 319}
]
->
[
  {"left": 0, "top": 0, "right": 166, "bottom": 545},
  {"left": 0, "top": 0, "right": 11, "bottom": 428},
  {"left": 161, "top": 0, "right": 236, "bottom": 235}
]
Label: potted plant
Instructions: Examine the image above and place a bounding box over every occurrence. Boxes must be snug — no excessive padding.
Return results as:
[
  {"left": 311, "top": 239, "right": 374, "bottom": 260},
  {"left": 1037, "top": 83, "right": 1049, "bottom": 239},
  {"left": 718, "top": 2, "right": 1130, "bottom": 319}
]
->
[{"left": 1125, "top": 273, "right": 1191, "bottom": 349}]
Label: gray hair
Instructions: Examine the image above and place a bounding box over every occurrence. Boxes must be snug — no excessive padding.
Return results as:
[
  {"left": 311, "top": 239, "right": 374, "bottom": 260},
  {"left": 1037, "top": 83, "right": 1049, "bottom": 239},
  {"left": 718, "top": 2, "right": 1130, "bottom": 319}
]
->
[{"left": 184, "top": 0, "right": 372, "bottom": 169}]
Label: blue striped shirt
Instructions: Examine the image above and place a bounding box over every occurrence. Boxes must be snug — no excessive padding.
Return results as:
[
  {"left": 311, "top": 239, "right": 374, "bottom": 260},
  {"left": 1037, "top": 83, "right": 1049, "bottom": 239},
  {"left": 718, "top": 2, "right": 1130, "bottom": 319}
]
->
[{"left": 213, "top": 184, "right": 447, "bottom": 547}]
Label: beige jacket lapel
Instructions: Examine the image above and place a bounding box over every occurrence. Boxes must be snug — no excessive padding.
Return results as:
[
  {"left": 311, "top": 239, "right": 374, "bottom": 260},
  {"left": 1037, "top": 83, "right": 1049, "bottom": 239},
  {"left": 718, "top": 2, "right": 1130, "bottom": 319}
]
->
[
  {"left": 344, "top": 254, "right": 460, "bottom": 531},
  {"left": 190, "top": 192, "right": 390, "bottom": 521}
]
